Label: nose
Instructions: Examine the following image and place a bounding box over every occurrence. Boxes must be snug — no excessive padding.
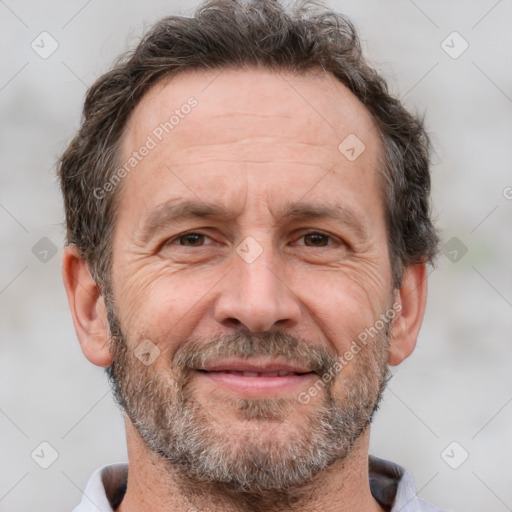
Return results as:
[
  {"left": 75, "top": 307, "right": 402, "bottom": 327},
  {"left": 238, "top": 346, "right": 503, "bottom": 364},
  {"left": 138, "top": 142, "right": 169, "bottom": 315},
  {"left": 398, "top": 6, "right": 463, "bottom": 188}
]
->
[{"left": 213, "top": 245, "right": 301, "bottom": 333}]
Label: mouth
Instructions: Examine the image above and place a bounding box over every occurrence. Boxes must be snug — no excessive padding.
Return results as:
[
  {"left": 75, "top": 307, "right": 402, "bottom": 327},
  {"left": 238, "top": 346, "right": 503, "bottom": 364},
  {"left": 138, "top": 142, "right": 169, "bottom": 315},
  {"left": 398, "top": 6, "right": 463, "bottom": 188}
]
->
[{"left": 195, "top": 359, "right": 318, "bottom": 397}]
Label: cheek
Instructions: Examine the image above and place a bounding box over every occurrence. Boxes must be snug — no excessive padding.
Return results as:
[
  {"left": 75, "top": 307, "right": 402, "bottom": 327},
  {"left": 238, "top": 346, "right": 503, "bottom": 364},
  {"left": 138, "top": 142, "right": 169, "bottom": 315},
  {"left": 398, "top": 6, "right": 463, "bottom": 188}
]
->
[
  {"left": 294, "top": 264, "right": 390, "bottom": 350},
  {"left": 113, "top": 261, "right": 226, "bottom": 357}
]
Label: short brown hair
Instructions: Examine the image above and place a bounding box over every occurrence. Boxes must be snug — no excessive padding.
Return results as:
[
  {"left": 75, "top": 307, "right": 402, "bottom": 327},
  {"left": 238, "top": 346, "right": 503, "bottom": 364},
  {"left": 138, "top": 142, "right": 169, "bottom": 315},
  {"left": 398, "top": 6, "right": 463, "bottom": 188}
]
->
[{"left": 58, "top": 0, "right": 439, "bottom": 290}]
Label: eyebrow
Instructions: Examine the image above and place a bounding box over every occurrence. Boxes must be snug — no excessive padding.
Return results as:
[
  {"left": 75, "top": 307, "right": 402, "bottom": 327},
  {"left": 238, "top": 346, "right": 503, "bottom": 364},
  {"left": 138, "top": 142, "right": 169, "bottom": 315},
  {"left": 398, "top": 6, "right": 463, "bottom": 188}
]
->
[
  {"left": 274, "top": 201, "right": 369, "bottom": 241},
  {"left": 139, "top": 198, "right": 368, "bottom": 244},
  {"left": 139, "top": 199, "right": 233, "bottom": 244}
]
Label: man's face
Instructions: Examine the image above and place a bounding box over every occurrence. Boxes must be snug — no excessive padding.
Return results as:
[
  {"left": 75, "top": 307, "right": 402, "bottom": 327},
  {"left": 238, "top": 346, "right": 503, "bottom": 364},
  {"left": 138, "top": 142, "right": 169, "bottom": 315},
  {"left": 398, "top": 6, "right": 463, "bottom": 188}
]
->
[{"left": 107, "top": 68, "right": 394, "bottom": 492}]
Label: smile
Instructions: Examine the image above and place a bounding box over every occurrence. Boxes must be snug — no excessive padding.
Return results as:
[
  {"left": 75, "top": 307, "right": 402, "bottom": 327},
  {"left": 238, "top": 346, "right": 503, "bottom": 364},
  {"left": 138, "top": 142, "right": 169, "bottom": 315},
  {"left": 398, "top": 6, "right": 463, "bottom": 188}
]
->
[
  {"left": 195, "top": 360, "right": 318, "bottom": 397},
  {"left": 201, "top": 370, "right": 308, "bottom": 377}
]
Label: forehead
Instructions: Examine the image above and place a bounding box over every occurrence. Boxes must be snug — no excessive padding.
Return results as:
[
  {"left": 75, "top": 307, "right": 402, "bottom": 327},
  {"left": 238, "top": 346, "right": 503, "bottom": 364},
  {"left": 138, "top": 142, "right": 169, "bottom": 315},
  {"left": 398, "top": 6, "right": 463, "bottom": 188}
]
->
[
  {"left": 123, "top": 66, "right": 380, "bottom": 153},
  {"left": 117, "top": 67, "right": 384, "bottom": 218}
]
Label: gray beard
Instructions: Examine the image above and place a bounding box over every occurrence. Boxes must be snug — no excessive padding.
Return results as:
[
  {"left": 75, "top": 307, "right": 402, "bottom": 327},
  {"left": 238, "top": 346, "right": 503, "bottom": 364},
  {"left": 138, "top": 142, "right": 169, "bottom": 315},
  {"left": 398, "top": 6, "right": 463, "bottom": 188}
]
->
[{"left": 105, "top": 305, "right": 390, "bottom": 509}]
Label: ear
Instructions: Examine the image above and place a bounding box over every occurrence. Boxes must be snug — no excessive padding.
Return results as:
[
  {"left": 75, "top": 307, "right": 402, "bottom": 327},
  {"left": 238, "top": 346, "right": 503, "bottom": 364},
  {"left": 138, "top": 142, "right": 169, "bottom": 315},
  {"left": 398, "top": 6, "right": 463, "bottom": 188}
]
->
[
  {"left": 62, "top": 245, "right": 112, "bottom": 367},
  {"left": 388, "top": 263, "right": 428, "bottom": 366}
]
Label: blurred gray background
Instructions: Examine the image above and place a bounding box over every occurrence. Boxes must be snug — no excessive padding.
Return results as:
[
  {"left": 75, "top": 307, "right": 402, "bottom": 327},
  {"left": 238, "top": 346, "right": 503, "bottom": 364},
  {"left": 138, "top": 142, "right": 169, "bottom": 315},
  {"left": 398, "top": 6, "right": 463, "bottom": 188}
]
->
[{"left": 1, "top": 1, "right": 511, "bottom": 511}]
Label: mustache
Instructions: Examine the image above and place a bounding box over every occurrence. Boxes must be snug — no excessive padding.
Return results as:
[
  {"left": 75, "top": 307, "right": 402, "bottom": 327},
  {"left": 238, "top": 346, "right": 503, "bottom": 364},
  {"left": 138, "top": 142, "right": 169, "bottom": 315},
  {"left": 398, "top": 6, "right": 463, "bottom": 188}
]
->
[
  {"left": 104, "top": 294, "right": 339, "bottom": 377},
  {"left": 170, "top": 331, "right": 338, "bottom": 376}
]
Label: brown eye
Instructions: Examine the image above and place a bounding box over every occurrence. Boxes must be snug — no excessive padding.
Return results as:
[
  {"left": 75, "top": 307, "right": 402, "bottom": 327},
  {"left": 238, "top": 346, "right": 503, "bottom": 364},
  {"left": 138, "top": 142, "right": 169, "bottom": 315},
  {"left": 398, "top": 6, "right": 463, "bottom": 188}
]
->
[
  {"left": 303, "top": 233, "right": 330, "bottom": 247},
  {"left": 177, "top": 233, "right": 206, "bottom": 246}
]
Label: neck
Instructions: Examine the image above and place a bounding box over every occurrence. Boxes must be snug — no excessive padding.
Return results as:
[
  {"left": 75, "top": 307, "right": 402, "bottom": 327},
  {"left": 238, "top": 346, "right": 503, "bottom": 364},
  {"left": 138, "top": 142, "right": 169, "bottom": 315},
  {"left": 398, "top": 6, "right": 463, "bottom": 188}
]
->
[{"left": 116, "top": 418, "right": 385, "bottom": 512}]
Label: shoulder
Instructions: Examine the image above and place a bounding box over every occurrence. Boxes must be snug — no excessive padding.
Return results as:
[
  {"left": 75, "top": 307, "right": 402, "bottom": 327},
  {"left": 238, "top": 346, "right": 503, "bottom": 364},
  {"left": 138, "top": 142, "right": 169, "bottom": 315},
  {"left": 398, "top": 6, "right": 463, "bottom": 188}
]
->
[
  {"left": 369, "top": 455, "right": 452, "bottom": 512},
  {"left": 71, "top": 463, "right": 128, "bottom": 512}
]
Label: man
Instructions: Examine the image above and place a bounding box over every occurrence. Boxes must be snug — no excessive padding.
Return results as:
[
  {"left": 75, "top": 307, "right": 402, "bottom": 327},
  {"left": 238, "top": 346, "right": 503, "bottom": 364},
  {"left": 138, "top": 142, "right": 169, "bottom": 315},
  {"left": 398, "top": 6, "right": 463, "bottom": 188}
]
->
[{"left": 59, "top": 0, "right": 442, "bottom": 511}]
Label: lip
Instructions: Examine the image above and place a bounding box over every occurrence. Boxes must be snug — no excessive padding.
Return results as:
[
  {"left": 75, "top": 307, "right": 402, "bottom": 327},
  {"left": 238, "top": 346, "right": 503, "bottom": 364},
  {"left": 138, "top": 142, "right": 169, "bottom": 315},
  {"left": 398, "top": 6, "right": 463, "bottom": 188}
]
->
[
  {"left": 200, "top": 358, "right": 314, "bottom": 375},
  {"left": 196, "top": 358, "right": 317, "bottom": 397}
]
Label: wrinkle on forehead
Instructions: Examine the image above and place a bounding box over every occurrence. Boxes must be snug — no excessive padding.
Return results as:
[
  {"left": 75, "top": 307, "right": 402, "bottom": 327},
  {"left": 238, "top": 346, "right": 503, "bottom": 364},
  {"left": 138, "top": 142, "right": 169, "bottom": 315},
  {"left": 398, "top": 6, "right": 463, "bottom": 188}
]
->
[
  {"left": 120, "top": 66, "right": 381, "bottom": 163},
  {"left": 114, "top": 66, "right": 385, "bottom": 238}
]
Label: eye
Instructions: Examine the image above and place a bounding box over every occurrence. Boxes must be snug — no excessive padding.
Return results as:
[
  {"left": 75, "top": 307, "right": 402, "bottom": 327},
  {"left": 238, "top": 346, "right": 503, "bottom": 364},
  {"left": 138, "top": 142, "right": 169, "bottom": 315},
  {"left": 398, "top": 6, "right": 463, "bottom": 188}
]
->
[
  {"left": 300, "top": 232, "right": 334, "bottom": 247},
  {"left": 172, "top": 232, "right": 212, "bottom": 247}
]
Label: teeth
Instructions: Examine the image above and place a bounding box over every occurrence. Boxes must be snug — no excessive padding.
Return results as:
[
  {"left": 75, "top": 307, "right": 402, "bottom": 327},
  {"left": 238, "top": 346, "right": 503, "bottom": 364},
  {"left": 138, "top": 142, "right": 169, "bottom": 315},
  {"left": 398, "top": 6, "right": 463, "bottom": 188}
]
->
[
  {"left": 215, "top": 370, "right": 301, "bottom": 376},
  {"left": 225, "top": 370, "right": 297, "bottom": 377}
]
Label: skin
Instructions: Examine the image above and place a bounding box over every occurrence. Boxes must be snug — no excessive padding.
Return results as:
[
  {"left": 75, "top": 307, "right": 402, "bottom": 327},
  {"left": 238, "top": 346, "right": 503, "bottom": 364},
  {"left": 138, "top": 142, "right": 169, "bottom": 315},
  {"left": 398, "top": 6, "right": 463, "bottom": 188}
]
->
[{"left": 62, "top": 67, "right": 428, "bottom": 512}]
